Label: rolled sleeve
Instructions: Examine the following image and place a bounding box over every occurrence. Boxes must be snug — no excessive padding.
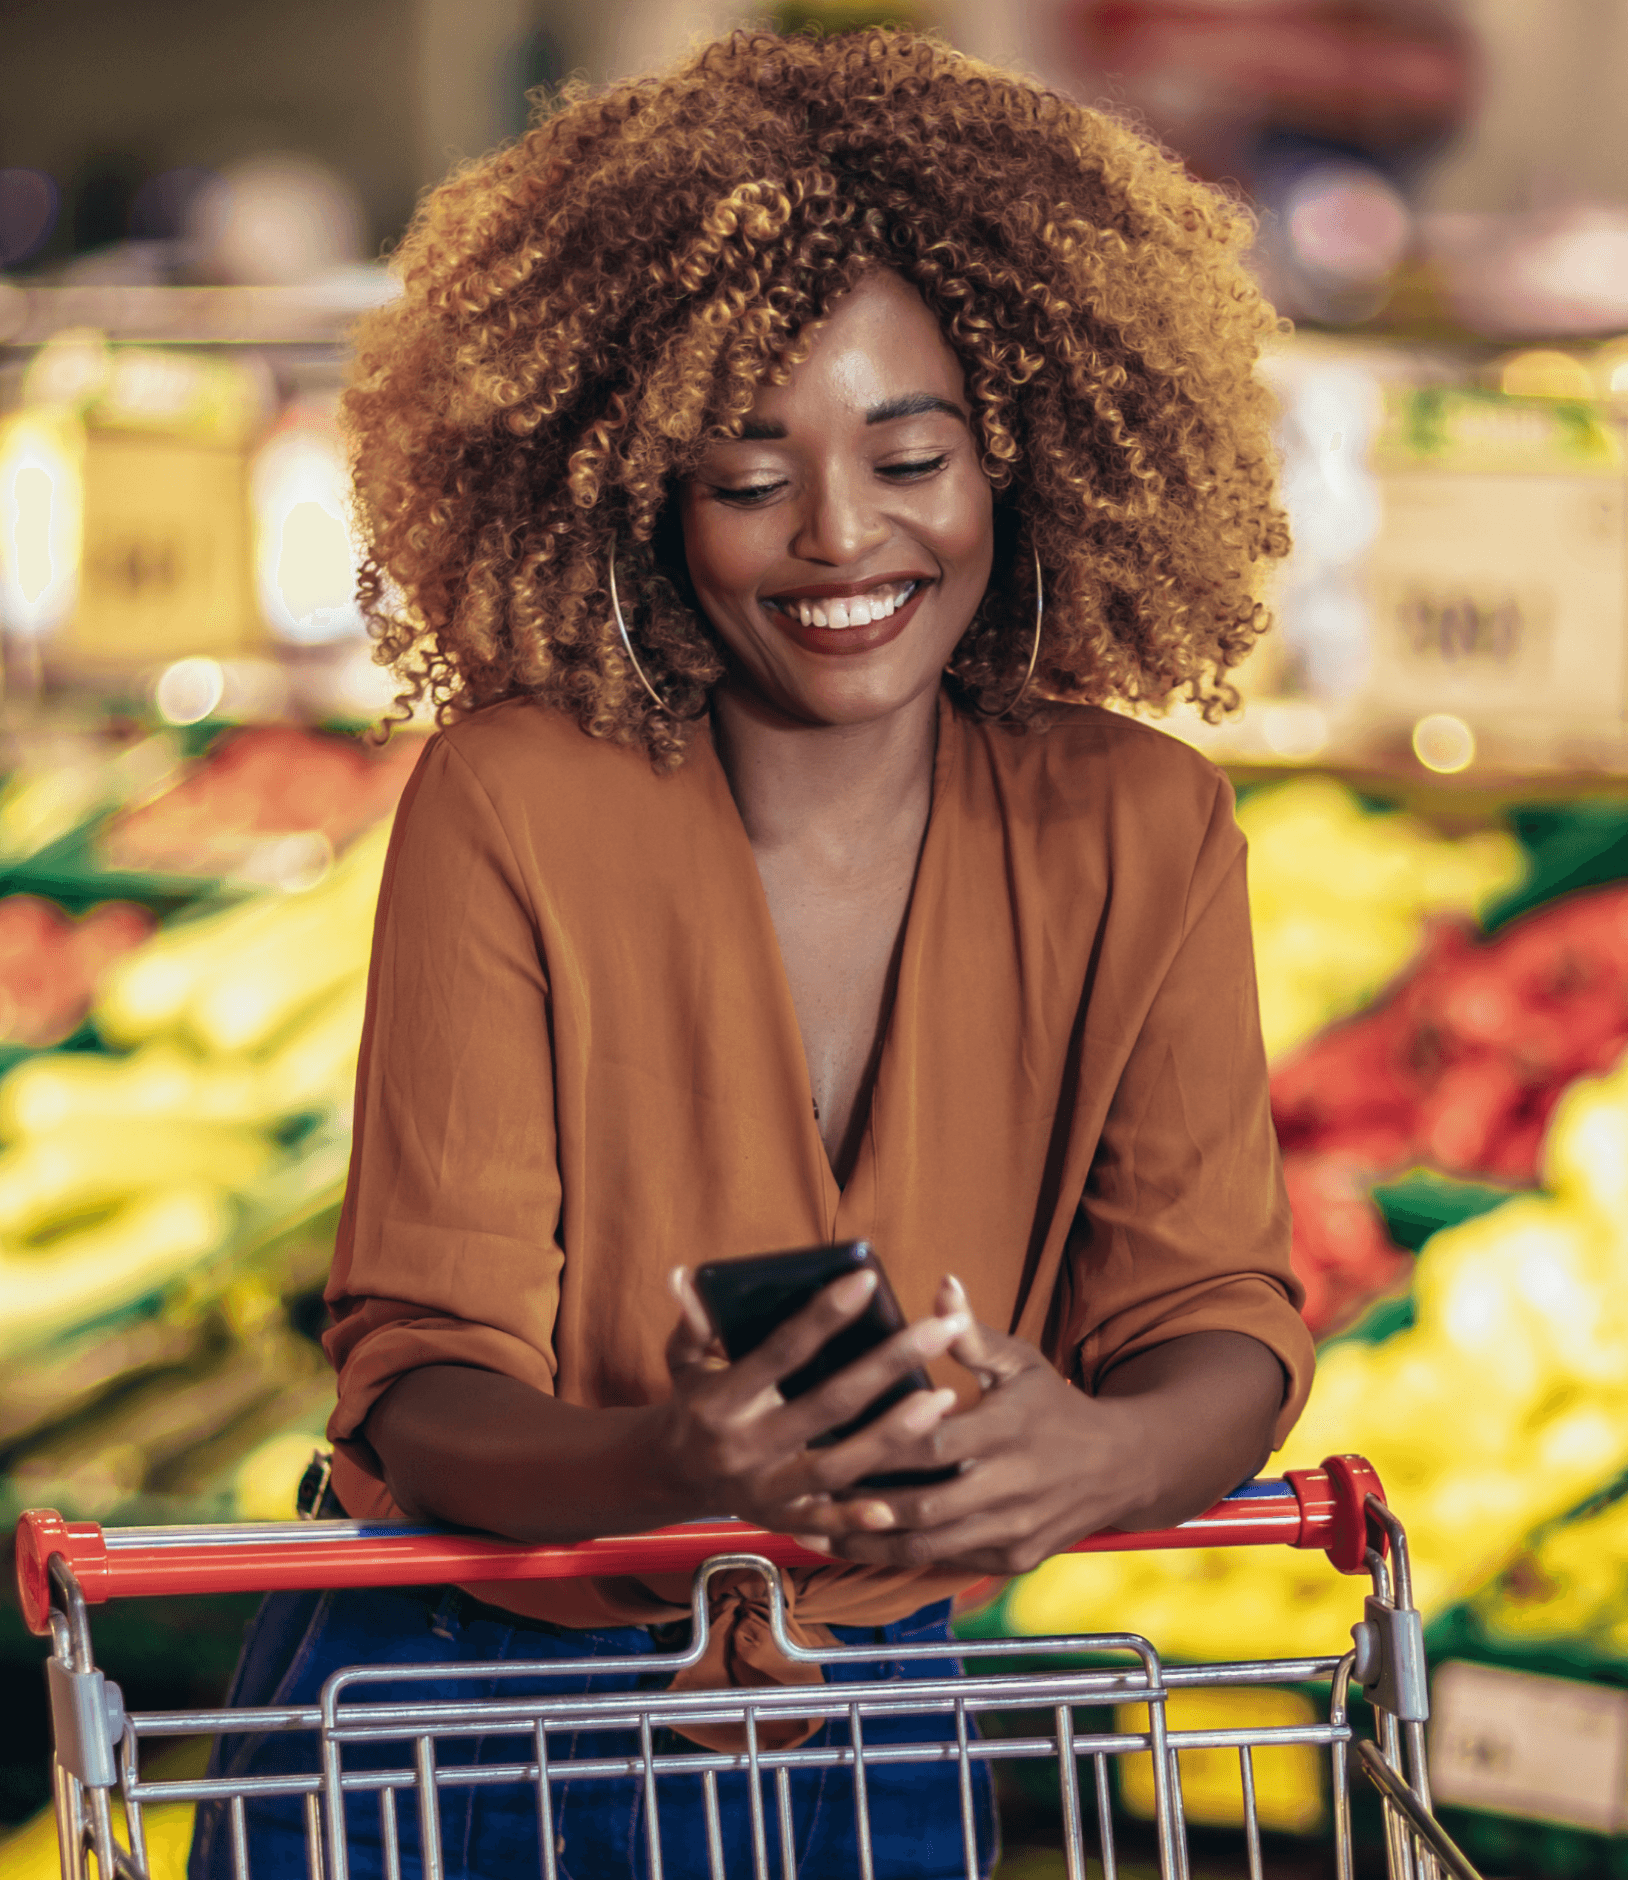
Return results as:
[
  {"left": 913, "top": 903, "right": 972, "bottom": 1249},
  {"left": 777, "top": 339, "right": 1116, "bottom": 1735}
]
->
[
  {"left": 1067, "top": 783, "right": 1314, "bottom": 1449},
  {"left": 323, "top": 735, "right": 565, "bottom": 1479}
]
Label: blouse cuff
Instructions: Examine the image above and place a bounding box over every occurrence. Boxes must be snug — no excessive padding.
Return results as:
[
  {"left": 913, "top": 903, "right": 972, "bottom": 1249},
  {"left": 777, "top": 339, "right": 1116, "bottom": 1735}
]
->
[
  {"left": 324, "top": 1313, "right": 559, "bottom": 1479},
  {"left": 1081, "top": 1276, "right": 1315, "bottom": 1451}
]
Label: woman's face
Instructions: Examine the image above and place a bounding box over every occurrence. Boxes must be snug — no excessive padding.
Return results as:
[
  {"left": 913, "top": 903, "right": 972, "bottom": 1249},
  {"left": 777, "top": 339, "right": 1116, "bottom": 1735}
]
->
[{"left": 679, "top": 270, "right": 994, "bottom": 729}]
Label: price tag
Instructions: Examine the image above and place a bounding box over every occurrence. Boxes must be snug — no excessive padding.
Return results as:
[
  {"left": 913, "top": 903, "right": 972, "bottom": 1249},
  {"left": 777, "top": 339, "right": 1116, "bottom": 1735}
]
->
[{"left": 1430, "top": 1659, "right": 1628, "bottom": 1834}]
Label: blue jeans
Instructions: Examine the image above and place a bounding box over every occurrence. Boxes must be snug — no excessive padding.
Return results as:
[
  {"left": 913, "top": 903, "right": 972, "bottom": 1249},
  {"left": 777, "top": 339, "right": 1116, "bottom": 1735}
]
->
[{"left": 188, "top": 1584, "right": 999, "bottom": 1879}]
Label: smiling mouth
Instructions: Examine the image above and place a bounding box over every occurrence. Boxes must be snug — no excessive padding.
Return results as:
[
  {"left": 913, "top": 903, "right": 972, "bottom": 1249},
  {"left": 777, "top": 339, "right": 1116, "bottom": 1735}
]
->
[{"left": 763, "top": 578, "right": 926, "bottom": 631}]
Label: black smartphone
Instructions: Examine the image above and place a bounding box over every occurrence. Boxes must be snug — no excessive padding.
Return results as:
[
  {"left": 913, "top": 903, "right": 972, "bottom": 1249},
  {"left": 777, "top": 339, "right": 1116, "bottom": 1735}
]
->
[{"left": 693, "top": 1240, "right": 957, "bottom": 1489}]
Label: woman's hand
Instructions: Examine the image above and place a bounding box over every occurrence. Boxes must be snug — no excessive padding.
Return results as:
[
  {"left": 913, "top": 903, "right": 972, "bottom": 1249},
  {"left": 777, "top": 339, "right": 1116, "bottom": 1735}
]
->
[
  {"left": 808, "top": 1278, "right": 1286, "bottom": 1576},
  {"left": 657, "top": 1266, "right": 967, "bottom": 1540}
]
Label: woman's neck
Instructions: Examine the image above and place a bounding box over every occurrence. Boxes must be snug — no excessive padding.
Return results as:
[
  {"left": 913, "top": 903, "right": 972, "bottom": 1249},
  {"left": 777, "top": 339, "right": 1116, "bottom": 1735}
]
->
[{"left": 709, "top": 681, "right": 940, "bottom": 868}]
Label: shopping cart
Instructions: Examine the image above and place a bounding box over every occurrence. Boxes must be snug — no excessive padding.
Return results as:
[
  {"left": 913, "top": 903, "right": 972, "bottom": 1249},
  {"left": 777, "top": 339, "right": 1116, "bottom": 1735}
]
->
[{"left": 17, "top": 1452, "right": 1480, "bottom": 1880}]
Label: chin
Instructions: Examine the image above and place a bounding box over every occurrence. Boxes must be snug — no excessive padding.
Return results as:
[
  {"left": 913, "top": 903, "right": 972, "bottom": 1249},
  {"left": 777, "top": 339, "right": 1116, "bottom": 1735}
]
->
[{"left": 775, "top": 670, "right": 943, "bottom": 729}]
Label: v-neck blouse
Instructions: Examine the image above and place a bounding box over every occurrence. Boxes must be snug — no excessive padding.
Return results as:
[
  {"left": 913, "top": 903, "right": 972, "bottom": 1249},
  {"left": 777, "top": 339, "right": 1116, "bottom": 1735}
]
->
[{"left": 324, "top": 690, "right": 1313, "bottom": 1641}]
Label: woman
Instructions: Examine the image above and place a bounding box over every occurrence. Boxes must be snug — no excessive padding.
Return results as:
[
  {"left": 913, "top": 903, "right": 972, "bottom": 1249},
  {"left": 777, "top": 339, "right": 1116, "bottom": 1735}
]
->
[{"left": 193, "top": 27, "right": 1312, "bottom": 1880}]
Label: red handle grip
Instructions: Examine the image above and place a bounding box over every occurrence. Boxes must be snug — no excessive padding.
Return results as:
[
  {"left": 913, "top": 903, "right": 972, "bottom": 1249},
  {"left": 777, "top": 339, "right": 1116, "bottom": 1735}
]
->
[{"left": 13, "top": 1454, "right": 1383, "bottom": 1637}]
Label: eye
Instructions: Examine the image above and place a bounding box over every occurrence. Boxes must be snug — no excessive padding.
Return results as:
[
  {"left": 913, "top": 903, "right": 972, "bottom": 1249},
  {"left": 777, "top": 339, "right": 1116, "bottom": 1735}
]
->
[
  {"left": 878, "top": 454, "right": 950, "bottom": 481},
  {"left": 710, "top": 480, "right": 786, "bottom": 508}
]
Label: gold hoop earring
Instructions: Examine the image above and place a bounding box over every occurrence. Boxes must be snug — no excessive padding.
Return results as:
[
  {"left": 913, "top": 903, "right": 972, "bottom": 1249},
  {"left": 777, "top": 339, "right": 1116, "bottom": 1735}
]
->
[
  {"left": 608, "top": 534, "right": 668, "bottom": 713},
  {"left": 994, "top": 546, "right": 1044, "bottom": 720}
]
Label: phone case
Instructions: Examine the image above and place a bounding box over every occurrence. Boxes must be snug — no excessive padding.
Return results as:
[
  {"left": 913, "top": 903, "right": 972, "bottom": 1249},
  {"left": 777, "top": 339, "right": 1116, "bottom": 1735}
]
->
[{"left": 694, "top": 1241, "right": 956, "bottom": 1488}]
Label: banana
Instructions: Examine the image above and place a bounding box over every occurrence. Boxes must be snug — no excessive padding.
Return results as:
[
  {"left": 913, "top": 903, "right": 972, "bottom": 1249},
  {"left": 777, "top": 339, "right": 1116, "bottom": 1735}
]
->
[
  {"left": 94, "top": 821, "right": 387, "bottom": 1054},
  {"left": 0, "top": 1040, "right": 266, "bottom": 1140},
  {"left": 257, "top": 976, "right": 367, "bottom": 1116},
  {"left": 0, "top": 1119, "right": 269, "bottom": 1239},
  {"left": 0, "top": 1186, "right": 232, "bottom": 1358},
  {"left": 179, "top": 825, "right": 386, "bottom": 1056}
]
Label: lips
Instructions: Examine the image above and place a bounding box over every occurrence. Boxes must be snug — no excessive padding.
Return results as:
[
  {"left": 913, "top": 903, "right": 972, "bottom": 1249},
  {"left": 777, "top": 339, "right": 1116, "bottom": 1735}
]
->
[
  {"left": 763, "top": 578, "right": 923, "bottom": 631},
  {"left": 759, "top": 575, "right": 924, "bottom": 658},
  {"left": 759, "top": 573, "right": 933, "bottom": 658}
]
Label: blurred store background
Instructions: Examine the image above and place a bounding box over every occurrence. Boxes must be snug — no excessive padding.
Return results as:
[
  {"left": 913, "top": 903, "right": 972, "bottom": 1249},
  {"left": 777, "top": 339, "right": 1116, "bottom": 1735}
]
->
[{"left": 5, "top": 0, "right": 1628, "bottom": 1874}]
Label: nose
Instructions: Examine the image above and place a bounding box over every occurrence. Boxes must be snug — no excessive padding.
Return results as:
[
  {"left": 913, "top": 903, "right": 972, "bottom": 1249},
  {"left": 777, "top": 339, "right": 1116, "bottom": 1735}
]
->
[{"left": 786, "top": 464, "right": 890, "bottom": 567}]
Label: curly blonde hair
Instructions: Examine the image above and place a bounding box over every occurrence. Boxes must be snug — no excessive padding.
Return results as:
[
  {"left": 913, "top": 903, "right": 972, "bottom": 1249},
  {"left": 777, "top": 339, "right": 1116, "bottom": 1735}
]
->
[{"left": 344, "top": 27, "right": 1289, "bottom": 765}]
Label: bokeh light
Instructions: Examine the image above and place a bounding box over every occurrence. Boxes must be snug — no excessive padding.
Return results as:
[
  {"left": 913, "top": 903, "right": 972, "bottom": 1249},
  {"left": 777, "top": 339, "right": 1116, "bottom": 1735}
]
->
[
  {"left": 186, "top": 154, "right": 364, "bottom": 288},
  {"left": 1286, "top": 163, "right": 1412, "bottom": 290},
  {"left": 0, "top": 411, "right": 83, "bottom": 637},
  {"left": 154, "top": 657, "right": 226, "bottom": 725},
  {"left": 1413, "top": 713, "right": 1477, "bottom": 775},
  {"left": 251, "top": 407, "right": 364, "bottom": 644},
  {"left": 1260, "top": 703, "right": 1331, "bottom": 761}
]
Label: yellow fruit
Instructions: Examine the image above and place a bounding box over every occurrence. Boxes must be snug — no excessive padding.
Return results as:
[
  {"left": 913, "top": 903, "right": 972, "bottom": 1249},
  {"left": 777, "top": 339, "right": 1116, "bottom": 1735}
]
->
[
  {"left": 179, "top": 826, "right": 386, "bottom": 1056},
  {"left": 258, "top": 975, "right": 366, "bottom": 1116},
  {"left": 1544, "top": 1056, "right": 1628, "bottom": 1218},
  {"left": 0, "top": 1041, "right": 266, "bottom": 1141},
  {"left": 1117, "top": 1687, "right": 1325, "bottom": 1833},
  {"left": 1236, "top": 776, "right": 1525, "bottom": 1058},
  {"left": 0, "top": 1119, "right": 270, "bottom": 1239},
  {"left": 1008, "top": 1175, "right": 1628, "bottom": 1660},
  {"left": 0, "top": 1798, "right": 194, "bottom": 1880},
  {"left": 0, "top": 1186, "right": 232, "bottom": 1358},
  {"left": 95, "top": 822, "right": 386, "bottom": 1055},
  {"left": 233, "top": 1427, "right": 328, "bottom": 1521},
  {"left": 95, "top": 893, "right": 291, "bottom": 1046}
]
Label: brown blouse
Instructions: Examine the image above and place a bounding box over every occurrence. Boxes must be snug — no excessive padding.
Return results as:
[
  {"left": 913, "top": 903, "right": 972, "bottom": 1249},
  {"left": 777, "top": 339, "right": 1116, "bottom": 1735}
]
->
[{"left": 324, "top": 690, "right": 1313, "bottom": 1711}]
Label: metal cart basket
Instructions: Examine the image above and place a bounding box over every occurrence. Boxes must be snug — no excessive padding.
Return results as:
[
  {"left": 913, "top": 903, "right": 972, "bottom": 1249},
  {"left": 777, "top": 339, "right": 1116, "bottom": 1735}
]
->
[{"left": 16, "top": 1451, "right": 1480, "bottom": 1880}]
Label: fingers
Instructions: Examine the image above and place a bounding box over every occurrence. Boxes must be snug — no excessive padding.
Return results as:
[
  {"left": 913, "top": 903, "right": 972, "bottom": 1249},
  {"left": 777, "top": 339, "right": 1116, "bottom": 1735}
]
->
[
  {"left": 935, "top": 1273, "right": 1030, "bottom": 1392},
  {"left": 756, "top": 1376, "right": 962, "bottom": 1538},
  {"left": 769, "top": 1308, "right": 970, "bottom": 1453},
  {"left": 719, "top": 1267, "right": 880, "bottom": 1406},
  {"left": 664, "top": 1267, "right": 723, "bottom": 1377},
  {"left": 825, "top": 1494, "right": 1067, "bottom": 1576}
]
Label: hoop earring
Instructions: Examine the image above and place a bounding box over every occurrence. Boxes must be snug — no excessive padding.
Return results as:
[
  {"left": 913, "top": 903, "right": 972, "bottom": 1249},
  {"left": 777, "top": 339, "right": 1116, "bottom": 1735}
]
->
[
  {"left": 608, "top": 534, "right": 668, "bottom": 713},
  {"left": 993, "top": 546, "right": 1044, "bottom": 720}
]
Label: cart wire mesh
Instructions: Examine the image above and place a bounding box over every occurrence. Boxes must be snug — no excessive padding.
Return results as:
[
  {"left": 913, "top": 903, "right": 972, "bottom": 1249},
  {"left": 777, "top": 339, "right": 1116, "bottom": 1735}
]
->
[{"left": 18, "top": 1457, "right": 1482, "bottom": 1880}]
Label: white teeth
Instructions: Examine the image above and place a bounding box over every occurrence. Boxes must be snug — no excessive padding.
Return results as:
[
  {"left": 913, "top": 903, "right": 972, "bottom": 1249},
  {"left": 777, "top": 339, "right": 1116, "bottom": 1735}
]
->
[{"left": 782, "top": 581, "right": 917, "bottom": 629}]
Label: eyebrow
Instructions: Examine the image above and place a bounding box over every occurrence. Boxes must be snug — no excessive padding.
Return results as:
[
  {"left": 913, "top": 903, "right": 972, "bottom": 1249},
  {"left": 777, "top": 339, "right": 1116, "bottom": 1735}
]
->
[
  {"left": 865, "top": 392, "right": 967, "bottom": 427},
  {"left": 734, "top": 391, "right": 967, "bottom": 442}
]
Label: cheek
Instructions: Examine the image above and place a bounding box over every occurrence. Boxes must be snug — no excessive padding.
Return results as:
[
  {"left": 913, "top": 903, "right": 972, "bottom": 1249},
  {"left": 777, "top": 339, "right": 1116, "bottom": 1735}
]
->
[
  {"left": 679, "top": 499, "right": 763, "bottom": 609},
  {"left": 929, "top": 474, "right": 996, "bottom": 589}
]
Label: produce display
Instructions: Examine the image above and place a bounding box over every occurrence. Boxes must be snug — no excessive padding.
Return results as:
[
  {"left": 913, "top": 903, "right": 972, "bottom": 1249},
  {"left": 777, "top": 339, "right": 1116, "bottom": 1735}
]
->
[
  {"left": 1273, "top": 871, "right": 1628, "bottom": 1340},
  {"left": 1467, "top": 1473, "right": 1628, "bottom": 1663},
  {"left": 1010, "top": 1045, "right": 1628, "bottom": 1661},
  {"left": 0, "top": 728, "right": 422, "bottom": 1532},
  {"left": 1274, "top": 884, "right": 1628, "bottom": 1187},
  {"left": 4, "top": 733, "right": 1628, "bottom": 1874},
  {"left": 1237, "top": 775, "right": 1526, "bottom": 1062},
  {"left": 0, "top": 896, "right": 153, "bottom": 1047},
  {"left": 100, "top": 725, "right": 421, "bottom": 880}
]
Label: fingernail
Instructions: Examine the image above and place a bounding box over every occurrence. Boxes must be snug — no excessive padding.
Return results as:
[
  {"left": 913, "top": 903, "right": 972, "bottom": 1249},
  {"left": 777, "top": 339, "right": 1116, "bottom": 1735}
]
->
[
  {"left": 917, "top": 1310, "right": 970, "bottom": 1353},
  {"left": 795, "top": 1534, "right": 833, "bottom": 1555},
  {"left": 668, "top": 1266, "right": 688, "bottom": 1298},
  {"left": 834, "top": 1269, "right": 878, "bottom": 1309},
  {"left": 860, "top": 1502, "right": 896, "bottom": 1530},
  {"left": 903, "top": 1387, "right": 957, "bottom": 1433},
  {"left": 946, "top": 1274, "right": 969, "bottom": 1310}
]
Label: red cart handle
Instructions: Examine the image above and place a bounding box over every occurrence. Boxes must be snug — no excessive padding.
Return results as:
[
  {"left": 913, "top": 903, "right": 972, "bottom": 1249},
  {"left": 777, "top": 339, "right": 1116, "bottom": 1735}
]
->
[{"left": 14, "top": 1454, "right": 1382, "bottom": 1637}]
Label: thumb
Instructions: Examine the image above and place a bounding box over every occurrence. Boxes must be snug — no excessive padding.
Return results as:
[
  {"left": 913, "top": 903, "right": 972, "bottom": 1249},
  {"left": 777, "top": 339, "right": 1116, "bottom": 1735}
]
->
[
  {"left": 665, "top": 1266, "right": 721, "bottom": 1375},
  {"left": 937, "top": 1273, "right": 1027, "bottom": 1391}
]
